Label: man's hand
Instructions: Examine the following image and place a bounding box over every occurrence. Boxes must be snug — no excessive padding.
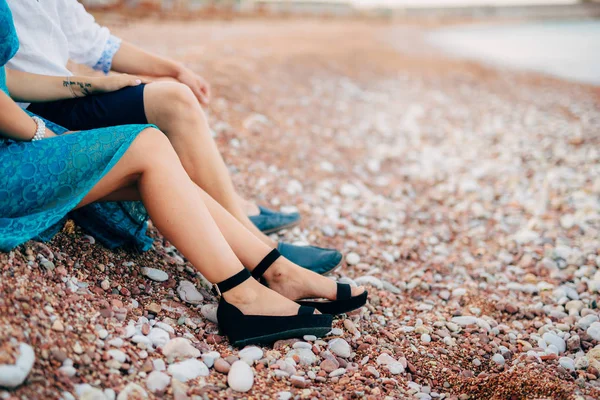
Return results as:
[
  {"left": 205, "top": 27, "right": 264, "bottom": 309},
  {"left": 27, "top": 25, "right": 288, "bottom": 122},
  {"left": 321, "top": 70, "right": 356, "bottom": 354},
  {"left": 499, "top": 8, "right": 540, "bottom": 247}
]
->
[{"left": 176, "top": 66, "right": 211, "bottom": 106}]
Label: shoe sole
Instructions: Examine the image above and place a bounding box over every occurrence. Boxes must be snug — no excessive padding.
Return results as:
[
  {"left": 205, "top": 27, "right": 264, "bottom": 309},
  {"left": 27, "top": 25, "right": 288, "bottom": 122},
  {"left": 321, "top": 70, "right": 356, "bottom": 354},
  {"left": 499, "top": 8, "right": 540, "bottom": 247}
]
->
[
  {"left": 260, "top": 220, "right": 301, "bottom": 235},
  {"left": 323, "top": 254, "right": 344, "bottom": 276},
  {"left": 231, "top": 326, "right": 331, "bottom": 348}
]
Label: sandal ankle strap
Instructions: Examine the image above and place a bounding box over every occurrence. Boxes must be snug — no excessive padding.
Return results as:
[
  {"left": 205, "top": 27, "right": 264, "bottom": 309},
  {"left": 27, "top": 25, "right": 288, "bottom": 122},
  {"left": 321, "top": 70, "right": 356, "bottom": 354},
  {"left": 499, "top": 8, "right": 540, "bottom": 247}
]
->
[
  {"left": 216, "top": 269, "right": 251, "bottom": 295},
  {"left": 251, "top": 248, "right": 281, "bottom": 281}
]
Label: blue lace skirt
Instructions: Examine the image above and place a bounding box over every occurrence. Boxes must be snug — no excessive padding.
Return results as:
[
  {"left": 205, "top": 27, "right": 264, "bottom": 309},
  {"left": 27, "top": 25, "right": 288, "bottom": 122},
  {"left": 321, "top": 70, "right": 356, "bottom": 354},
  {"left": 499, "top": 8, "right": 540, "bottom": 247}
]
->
[{"left": 0, "top": 115, "right": 154, "bottom": 252}]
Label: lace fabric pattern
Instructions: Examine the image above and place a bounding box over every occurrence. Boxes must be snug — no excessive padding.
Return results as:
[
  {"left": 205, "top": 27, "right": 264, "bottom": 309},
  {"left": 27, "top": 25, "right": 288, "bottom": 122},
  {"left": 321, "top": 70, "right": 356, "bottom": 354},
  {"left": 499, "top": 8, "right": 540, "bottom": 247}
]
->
[{"left": 0, "top": 0, "right": 154, "bottom": 251}]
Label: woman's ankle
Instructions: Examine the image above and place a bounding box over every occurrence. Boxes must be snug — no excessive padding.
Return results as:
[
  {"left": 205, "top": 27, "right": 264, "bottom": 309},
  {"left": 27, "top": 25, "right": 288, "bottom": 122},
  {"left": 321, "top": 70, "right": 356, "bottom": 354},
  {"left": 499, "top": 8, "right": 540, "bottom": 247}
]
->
[{"left": 222, "top": 279, "right": 260, "bottom": 305}]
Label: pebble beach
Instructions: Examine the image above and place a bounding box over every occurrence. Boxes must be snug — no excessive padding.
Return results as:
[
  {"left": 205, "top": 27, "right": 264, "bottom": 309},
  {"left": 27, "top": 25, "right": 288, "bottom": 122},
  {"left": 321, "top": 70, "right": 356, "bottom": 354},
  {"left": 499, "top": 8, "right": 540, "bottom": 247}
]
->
[{"left": 1, "top": 15, "right": 600, "bottom": 400}]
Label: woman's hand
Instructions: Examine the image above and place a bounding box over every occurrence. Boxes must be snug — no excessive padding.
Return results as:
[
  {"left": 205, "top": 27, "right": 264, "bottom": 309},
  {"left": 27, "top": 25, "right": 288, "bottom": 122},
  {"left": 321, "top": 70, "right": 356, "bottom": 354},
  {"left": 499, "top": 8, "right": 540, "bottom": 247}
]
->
[{"left": 82, "top": 74, "right": 148, "bottom": 96}]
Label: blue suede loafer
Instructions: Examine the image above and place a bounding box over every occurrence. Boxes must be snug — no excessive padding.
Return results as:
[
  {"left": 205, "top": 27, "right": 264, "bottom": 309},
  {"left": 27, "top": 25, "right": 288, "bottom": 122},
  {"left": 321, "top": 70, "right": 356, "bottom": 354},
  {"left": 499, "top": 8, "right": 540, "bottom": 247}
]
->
[
  {"left": 278, "top": 242, "right": 343, "bottom": 275},
  {"left": 249, "top": 206, "right": 301, "bottom": 234}
]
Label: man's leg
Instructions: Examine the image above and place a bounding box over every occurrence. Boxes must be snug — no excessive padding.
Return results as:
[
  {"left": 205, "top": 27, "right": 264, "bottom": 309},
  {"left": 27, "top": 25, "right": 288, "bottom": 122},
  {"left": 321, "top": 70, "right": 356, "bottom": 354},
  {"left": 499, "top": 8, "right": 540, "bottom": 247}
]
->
[{"left": 142, "top": 81, "right": 276, "bottom": 247}]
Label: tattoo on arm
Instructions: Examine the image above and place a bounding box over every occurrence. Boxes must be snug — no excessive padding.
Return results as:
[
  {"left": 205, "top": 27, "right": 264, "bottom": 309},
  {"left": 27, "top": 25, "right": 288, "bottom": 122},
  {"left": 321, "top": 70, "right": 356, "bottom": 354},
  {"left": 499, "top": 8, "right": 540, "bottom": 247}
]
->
[{"left": 62, "top": 80, "right": 93, "bottom": 96}]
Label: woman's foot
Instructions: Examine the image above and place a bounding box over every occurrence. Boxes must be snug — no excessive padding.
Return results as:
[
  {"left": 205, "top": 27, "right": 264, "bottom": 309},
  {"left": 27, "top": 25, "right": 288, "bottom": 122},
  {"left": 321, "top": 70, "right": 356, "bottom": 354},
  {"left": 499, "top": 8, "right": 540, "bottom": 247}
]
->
[
  {"left": 261, "top": 257, "right": 366, "bottom": 302},
  {"left": 222, "top": 276, "right": 312, "bottom": 316}
]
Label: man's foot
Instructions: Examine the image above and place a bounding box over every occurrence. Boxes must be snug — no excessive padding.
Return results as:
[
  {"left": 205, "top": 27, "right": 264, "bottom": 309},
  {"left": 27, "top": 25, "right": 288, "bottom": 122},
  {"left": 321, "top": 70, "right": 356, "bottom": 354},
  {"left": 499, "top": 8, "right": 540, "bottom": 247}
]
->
[
  {"left": 277, "top": 242, "right": 342, "bottom": 275},
  {"left": 249, "top": 206, "right": 301, "bottom": 235},
  {"left": 260, "top": 257, "right": 366, "bottom": 303}
]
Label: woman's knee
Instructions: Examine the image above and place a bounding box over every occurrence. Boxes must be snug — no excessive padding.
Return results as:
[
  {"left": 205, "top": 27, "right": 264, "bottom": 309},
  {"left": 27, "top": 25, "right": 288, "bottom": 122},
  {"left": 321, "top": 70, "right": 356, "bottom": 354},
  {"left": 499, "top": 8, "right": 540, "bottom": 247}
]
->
[{"left": 132, "top": 127, "right": 178, "bottom": 166}]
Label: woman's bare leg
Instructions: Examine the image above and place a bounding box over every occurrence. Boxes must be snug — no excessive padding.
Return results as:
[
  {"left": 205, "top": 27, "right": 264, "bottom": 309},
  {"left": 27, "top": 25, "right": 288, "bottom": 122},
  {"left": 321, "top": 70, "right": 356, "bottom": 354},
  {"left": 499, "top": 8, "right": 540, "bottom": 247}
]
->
[
  {"left": 192, "top": 186, "right": 366, "bottom": 302},
  {"left": 77, "top": 127, "right": 301, "bottom": 316},
  {"left": 91, "top": 160, "right": 364, "bottom": 303}
]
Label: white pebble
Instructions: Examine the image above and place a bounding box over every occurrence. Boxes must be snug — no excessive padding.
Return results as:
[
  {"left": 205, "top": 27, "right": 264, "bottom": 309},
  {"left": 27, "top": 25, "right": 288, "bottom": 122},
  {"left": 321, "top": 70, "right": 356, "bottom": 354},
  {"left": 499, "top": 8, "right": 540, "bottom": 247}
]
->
[
  {"left": 346, "top": 252, "right": 361, "bottom": 265},
  {"left": 492, "top": 354, "right": 505, "bottom": 366},
  {"left": 141, "top": 267, "right": 169, "bottom": 282},
  {"left": 227, "top": 360, "right": 254, "bottom": 392},
  {"left": 328, "top": 338, "right": 351, "bottom": 358},
  {"left": 0, "top": 343, "right": 35, "bottom": 389},
  {"left": 146, "top": 371, "right": 170, "bottom": 393},
  {"left": 167, "top": 359, "right": 209, "bottom": 382}
]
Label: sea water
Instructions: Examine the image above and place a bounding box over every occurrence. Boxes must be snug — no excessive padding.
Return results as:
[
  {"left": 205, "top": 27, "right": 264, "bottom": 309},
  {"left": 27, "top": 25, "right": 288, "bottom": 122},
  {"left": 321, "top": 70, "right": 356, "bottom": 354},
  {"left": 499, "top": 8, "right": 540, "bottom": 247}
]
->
[{"left": 429, "top": 19, "right": 600, "bottom": 85}]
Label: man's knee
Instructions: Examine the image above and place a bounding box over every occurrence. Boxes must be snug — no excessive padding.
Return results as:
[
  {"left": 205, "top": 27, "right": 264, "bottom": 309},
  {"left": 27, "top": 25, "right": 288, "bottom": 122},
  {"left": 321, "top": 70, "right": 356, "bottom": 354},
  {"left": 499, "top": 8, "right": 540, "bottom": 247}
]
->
[{"left": 145, "top": 82, "right": 199, "bottom": 119}]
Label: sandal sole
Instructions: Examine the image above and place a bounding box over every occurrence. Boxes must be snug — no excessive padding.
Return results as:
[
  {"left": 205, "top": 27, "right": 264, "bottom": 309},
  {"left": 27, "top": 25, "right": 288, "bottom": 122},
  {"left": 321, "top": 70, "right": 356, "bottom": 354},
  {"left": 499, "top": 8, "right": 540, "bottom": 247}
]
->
[
  {"left": 231, "top": 326, "right": 331, "bottom": 348},
  {"left": 260, "top": 220, "right": 301, "bottom": 235}
]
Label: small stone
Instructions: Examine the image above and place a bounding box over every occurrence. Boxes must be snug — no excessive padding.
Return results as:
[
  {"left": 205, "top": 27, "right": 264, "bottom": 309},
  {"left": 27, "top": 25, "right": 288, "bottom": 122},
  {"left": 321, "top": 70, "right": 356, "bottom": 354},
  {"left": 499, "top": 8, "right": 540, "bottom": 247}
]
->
[
  {"left": 278, "top": 391, "right": 293, "bottom": 400},
  {"left": 146, "top": 371, "right": 170, "bottom": 393},
  {"left": 52, "top": 320, "right": 65, "bottom": 332},
  {"left": 141, "top": 267, "right": 169, "bottom": 282},
  {"left": 387, "top": 362, "right": 405, "bottom": 374},
  {"left": 328, "top": 328, "right": 343, "bottom": 336},
  {"left": 559, "top": 357, "right": 575, "bottom": 371},
  {"left": 131, "top": 335, "right": 152, "bottom": 346},
  {"left": 421, "top": 334, "right": 431, "bottom": 343},
  {"left": 290, "top": 375, "right": 307, "bottom": 388},
  {"left": 72, "top": 342, "right": 83, "bottom": 355},
  {"left": 451, "top": 316, "right": 478, "bottom": 326},
  {"left": 228, "top": 360, "right": 254, "bottom": 392},
  {"left": 202, "top": 351, "right": 220, "bottom": 368},
  {"left": 167, "top": 359, "right": 209, "bottom": 382},
  {"left": 74, "top": 385, "right": 105, "bottom": 400},
  {"left": 492, "top": 354, "right": 505, "bottom": 366},
  {"left": 171, "top": 379, "right": 189, "bottom": 400},
  {"left": 98, "top": 329, "right": 108, "bottom": 340},
  {"left": 286, "top": 348, "right": 318, "bottom": 365},
  {"left": 117, "top": 383, "right": 148, "bottom": 400},
  {"left": 346, "top": 252, "right": 361, "bottom": 265},
  {"left": 577, "top": 315, "right": 599, "bottom": 330},
  {"left": 239, "top": 346, "right": 263, "bottom": 364},
  {"left": 354, "top": 276, "right": 383, "bottom": 289},
  {"left": 108, "top": 337, "right": 124, "bottom": 348},
  {"left": 153, "top": 359, "right": 166, "bottom": 371},
  {"left": 145, "top": 303, "right": 162, "bottom": 314},
  {"left": 148, "top": 328, "right": 170, "bottom": 348},
  {"left": 376, "top": 353, "right": 396, "bottom": 366},
  {"left": 101, "top": 280, "right": 110, "bottom": 291},
  {"left": 340, "top": 183, "right": 360, "bottom": 198},
  {"left": 108, "top": 349, "right": 127, "bottom": 363},
  {"left": 320, "top": 358, "right": 339, "bottom": 373},
  {"left": 176, "top": 281, "right": 204, "bottom": 305},
  {"left": 200, "top": 304, "right": 218, "bottom": 324},
  {"left": 587, "top": 322, "right": 600, "bottom": 341},
  {"left": 214, "top": 358, "right": 231, "bottom": 374},
  {"left": 542, "top": 332, "right": 566, "bottom": 354},
  {"left": 162, "top": 338, "right": 200, "bottom": 359},
  {"left": 328, "top": 338, "right": 351, "bottom": 358},
  {"left": 0, "top": 343, "right": 35, "bottom": 389},
  {"left": 329, "top": 368, "right": 346, "bottom": 378}
]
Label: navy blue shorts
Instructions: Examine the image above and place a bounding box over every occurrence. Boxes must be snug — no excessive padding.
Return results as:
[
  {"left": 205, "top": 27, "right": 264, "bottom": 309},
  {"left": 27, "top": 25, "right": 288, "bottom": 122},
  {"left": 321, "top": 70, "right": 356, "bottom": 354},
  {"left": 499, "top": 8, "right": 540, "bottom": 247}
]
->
[{"left": 27, "top": 84, "right": 147, "bottom": 131}]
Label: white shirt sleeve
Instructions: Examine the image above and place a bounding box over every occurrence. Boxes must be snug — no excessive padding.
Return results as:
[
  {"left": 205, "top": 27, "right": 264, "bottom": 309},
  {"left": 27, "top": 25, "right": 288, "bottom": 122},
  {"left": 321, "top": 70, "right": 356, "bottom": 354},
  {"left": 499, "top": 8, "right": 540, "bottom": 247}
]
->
[{"left": 57, "top": 0, "right": 120, "bottom": 70}]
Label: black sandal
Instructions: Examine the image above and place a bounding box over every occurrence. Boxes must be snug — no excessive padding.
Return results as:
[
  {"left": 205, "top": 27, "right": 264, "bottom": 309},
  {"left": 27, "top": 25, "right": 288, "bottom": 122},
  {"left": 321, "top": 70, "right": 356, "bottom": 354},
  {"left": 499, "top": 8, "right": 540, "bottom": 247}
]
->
[
  {"left": 251, "top": 249, "right": 369, "bottom": 315},
  {"left": 215, "top": 268, "right": 333, "bottom": 348}
]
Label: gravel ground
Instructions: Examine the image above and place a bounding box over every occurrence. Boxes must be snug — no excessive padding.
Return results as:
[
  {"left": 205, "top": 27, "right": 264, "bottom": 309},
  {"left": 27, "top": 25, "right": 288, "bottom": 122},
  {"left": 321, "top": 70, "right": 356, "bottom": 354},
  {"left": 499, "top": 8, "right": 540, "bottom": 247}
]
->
[{"left": 1, "top": 17, "right": 600, "bottom": 400}]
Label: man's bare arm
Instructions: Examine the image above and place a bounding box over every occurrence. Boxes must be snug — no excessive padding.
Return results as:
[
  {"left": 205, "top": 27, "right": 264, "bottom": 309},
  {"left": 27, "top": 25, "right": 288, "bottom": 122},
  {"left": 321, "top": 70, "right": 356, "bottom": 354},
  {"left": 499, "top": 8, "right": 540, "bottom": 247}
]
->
[{"left": 111, "top": 41, "right": 211, "bottom": 105}]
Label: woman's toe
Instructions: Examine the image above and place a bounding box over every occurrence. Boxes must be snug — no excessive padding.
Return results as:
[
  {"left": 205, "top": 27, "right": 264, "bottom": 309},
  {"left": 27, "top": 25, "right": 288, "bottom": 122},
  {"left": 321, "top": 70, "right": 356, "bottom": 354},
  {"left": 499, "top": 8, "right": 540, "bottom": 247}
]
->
[{"left": 352, "top": 285, "right": 366, "bottom": 296}]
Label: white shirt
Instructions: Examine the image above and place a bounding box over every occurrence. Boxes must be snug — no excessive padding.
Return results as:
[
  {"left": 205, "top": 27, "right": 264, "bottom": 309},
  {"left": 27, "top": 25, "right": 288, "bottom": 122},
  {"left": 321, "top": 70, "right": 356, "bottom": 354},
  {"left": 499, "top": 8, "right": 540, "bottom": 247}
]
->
[{"left": 6, "top": 0, "right": 120, "bottom": 77}]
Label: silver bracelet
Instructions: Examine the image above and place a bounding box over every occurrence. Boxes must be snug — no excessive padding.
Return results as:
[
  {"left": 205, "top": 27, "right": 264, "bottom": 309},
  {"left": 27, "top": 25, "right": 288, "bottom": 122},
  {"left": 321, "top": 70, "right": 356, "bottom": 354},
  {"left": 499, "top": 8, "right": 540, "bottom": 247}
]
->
[
  {"left": 66, "top": 76, "right": 77, "bottom": 98},
  {"left": 31, "top": 116, "right": 46, "bottom": 142}
]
